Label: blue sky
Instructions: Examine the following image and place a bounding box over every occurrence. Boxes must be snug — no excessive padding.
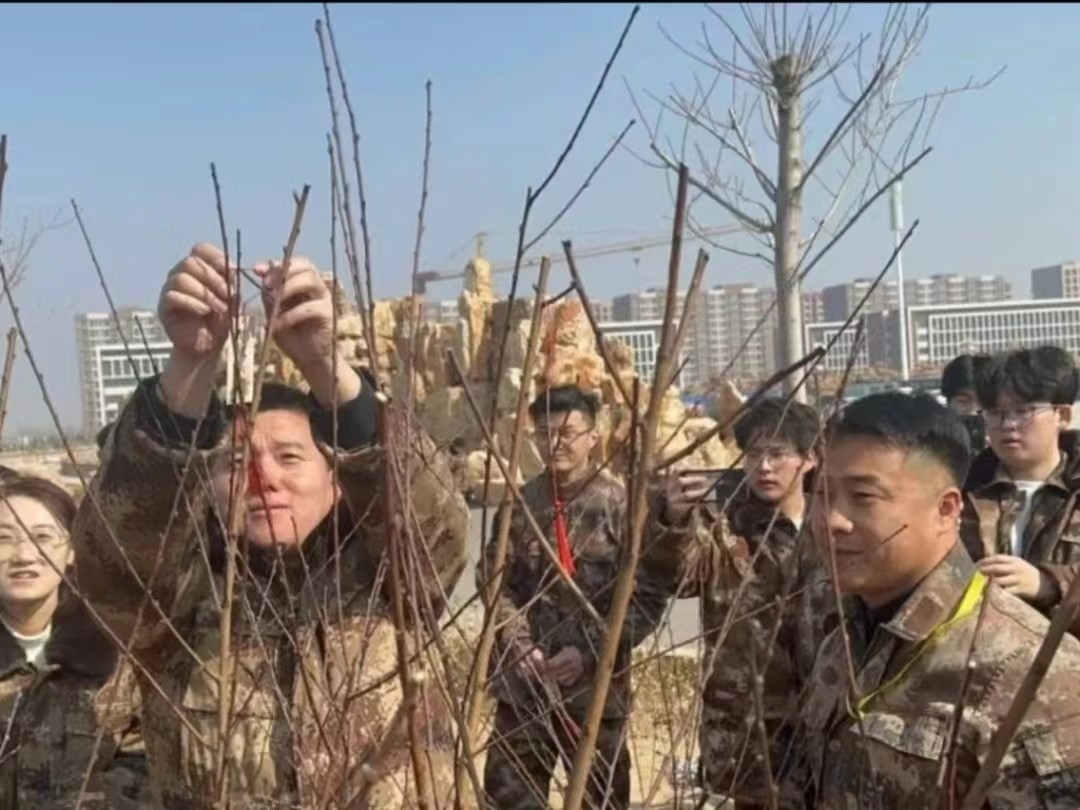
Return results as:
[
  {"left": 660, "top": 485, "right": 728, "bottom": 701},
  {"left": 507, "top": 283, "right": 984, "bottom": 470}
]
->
[{"left": 1, "top": 2, "right": 1079, "bottom": 432}]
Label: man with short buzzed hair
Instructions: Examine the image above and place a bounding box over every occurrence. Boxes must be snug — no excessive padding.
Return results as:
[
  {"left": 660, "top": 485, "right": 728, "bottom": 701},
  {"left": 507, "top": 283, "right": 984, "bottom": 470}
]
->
[{"left": 793, "top": 391, "right": 1080, "bottom": 807}]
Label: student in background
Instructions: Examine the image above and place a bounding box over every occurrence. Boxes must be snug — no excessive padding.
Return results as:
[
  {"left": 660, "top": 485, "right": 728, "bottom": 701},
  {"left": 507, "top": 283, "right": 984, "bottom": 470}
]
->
[
  {"left": 480, "top": 384, "right": 686, "bottom": 810},
  {"left": 961, "top": 345, "right": 1080, "bottom": 629},
  {"left": 0, "top": 475, "right": 146, "bottom": 808},
  {"left": 682, "top": 398, "right": 835, "bottom": 809},
  {"left": 941, "top": 353, "right": 991, "bottom": 452}
]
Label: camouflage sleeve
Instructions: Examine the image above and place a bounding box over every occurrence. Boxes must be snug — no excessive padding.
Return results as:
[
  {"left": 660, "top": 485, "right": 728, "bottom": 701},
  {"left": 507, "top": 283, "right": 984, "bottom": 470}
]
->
[
  {"left": 334, "top": 402, "right": 469, "bottom": 626},
  {"left": 1033, "top": 562, "right": 1079, "bottom": 612},
  {"left": 71, "top": 376, "right": 220, "bottom": 661},
  {"left": 959, "top": 495, "right": 989, "bottom": 563},
  {"left": 986, "top": 723, "right": 1080, "bottom": 808},
  {"left": 620, "top": 495, "right": 679, "bottom": 649},
  {"left": 476, "top": 503, "right": 534, "bottom": 648},
  {"left": 974, "top": 644, "right": 1080, "bottom": 809},
  {"left": 569, "top": 491, "right": 678, "bottom": 660}
]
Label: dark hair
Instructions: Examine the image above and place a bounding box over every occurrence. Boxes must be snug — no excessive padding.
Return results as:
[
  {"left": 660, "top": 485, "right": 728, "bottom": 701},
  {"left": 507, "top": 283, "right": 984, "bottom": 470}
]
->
[
  {"left": 941, "top": 354, "right": 990, "bottom": 401},
  {"left": 734, "top": 397, "right": 820, "bottom": 456},
  {"left": 0, "top": 475, "right": 77, "bottom": 533},
  {"left": 975, "top": 346, "right": 1079, "bottom": 408},
  {"left": 829, "top": 391, "right": 971, "bottom": 487},
  {"left": 224, "top": 382, "right": 315, "bottom": 423},
  {"left": 528, "top": 385, "right": 600, "bottom": 426}
]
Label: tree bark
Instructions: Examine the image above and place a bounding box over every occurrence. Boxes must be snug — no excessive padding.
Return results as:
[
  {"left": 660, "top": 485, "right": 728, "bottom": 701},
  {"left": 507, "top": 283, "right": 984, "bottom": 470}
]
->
[{"left": 772, "top": 55, "right": 806, "bottom": 403}]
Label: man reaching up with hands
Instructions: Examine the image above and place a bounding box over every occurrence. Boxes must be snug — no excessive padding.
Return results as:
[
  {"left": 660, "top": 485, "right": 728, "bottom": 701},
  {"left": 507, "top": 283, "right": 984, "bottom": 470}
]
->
[{"left": 74, "top": 244, "right": 468, "bottom": 808}]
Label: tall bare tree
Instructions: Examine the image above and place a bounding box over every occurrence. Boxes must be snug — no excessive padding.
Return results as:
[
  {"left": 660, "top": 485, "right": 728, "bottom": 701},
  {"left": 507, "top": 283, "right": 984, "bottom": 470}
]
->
[{"left": 636, "top": 3, "right": 1000, "bottom": 401}]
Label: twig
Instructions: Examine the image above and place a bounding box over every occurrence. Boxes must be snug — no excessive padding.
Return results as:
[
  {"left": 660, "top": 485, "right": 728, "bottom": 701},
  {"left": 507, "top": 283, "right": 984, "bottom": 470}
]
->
[
  {"left": 562, "top": 241, "right": 633, "bottom": 409},
  {"left": 447, "top": 349, "right": 606, "bottom": 630},
  {"left": 460, "top": 256, "right": 552, "bottom": 801},
  {"left": 0, "top": 328, "right": 16, "bottom": 445},
  {"left": 960, "top": 571, "right": 1080, "bottom": 808},
  {"left": 315, "top": 13, "right": 376, "bottom": 387},
  {"left": 0, "top": 136, "right": 6, "bottom": 243},
  {"left": 523, "top": 119, "right": 636, "bottom": 254},
  {"left": 562, "top": 164, "right": 693, "bottom": 810},
  {"left": 321, "top": 3, "right": 379, "bottom": 388},
  {"left": 655, "top": 347, "right": 825, "bottom": 472},
  {"left": 209, "top": 163, "right": 239, "bottom": 806}
]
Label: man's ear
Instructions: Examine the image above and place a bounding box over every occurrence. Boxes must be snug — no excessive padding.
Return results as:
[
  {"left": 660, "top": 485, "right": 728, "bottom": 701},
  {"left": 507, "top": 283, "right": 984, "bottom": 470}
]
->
[
  {"left": 939, "top": 487, "right": 964, "bottom": 526},
  {"left": 1057, "top": 404, "right": 1073, "bottom": 431},
  {"left": 803, "top": 450, "right": 819, "bottom": 474}
]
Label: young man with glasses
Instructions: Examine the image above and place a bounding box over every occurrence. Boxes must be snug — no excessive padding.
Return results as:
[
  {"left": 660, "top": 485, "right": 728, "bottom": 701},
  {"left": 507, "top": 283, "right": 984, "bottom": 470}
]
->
[
  {"left": 479, "top": 384, "right": 687, "bottom": 809},
  {"left": 683, "top": 397, "right": 836, "bottom": 808},
  {"left": 960, "top": 346, "right": 1080, "bottom": 627}
]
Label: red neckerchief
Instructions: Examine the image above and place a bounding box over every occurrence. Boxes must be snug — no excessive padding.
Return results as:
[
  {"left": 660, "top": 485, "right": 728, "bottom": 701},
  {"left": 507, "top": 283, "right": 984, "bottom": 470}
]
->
[{"left": 551, "top": 475, "right": 577, "bottom": 577}]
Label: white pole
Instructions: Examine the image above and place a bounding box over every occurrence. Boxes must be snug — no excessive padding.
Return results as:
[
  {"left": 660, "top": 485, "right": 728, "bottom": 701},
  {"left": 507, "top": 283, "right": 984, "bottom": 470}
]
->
[{"left": 890, "top": 182, "right": 910, "bottom": 383}]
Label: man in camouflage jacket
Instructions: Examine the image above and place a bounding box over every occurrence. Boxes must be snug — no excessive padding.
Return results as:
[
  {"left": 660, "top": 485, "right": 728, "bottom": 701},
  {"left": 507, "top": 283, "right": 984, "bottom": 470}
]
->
[
  {"left": 794, "top": 391, "right": 1080, "bottom": 809},
  {"left": 72, "top": 245, "right": 468, "bottom": 808},
  {"left": 480, "top": 385, "right": 684, "bottom": 810},
  {"left": 681, "top": 399, "right": 837, "bottom": 809}
]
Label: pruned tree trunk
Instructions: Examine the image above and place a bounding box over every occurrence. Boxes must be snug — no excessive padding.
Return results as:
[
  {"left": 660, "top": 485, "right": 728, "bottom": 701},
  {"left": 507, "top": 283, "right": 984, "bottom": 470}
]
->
[{"left": 772, "top": 54, "right": 806, "bottom": 402}]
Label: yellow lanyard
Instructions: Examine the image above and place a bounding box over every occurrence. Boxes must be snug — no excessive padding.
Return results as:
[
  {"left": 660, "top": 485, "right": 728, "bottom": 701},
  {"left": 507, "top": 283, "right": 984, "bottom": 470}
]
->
[{"left": 848, "top": 571, "right": 988, "bottom": 720}]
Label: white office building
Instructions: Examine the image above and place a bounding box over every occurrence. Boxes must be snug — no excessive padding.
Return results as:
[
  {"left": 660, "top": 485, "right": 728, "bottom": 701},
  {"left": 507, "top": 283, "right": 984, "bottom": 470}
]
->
[
  {"left": 908, "top": 299, "right": 1080, "bottom": 370},
  {"left": 804, "top": 321, "right": 871, "bottom": 374},
  {"left": 597, "top": 320, "right": 685, "bottom": 389},
  {"left": 75, "top": 310, "right": 173, "bottom": 434}
]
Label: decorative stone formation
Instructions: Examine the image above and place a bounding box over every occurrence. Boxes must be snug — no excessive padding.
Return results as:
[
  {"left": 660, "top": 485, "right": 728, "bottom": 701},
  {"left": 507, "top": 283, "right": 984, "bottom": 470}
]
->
[{"left": 243, "top": 255, "right": 742, "bottom": 504}]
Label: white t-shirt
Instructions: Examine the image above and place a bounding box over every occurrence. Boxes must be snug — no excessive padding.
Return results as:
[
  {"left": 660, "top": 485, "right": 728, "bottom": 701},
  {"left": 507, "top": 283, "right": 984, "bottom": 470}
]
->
[
  {"left": 2, "top": 618, "right": 50, "bottom": 668},
  {"left": 1010, "top": 481, "right": 1044, "bottom": 557}
]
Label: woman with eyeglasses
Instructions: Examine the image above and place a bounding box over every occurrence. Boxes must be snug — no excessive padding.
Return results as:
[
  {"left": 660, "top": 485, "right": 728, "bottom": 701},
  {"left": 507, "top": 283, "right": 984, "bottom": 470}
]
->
[{"left": 0, "top": 474, "right": 147, "bottom": 808}]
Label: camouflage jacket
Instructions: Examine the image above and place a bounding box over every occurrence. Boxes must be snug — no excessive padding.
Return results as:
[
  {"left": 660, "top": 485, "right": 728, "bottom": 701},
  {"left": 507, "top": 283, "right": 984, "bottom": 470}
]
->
[
  {"left": 961, "top": 431, "right": 1080, "bottom": 626},
  {"left": 480, "top": 469, "right": 680, "bottom": 718},
  {"left": 0, "top": 588, "right": 147, "bottom": 809},
  {"left": 72, "top": 376, "right": 469, "bottom": 809},
  {"left": 794, "top": 542, "right": 1080, "bottom": 809},
  {"left": 684, "top": 493, "right": 838, "bottom": 805}
]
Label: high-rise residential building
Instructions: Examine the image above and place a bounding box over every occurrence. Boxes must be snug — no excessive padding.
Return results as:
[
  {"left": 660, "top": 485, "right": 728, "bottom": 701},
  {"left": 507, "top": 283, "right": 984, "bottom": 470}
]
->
[
  {"left": 612, "top": 284, "right": 778, "bottom": 387},
  {"left": 699, "top": 284, "right": 777, "bottom": 384},
  {"left": 612, "top": 288, "right": 698, "bottom": 383},
  {"left": 75, "top": 309, "right": 173, "bottom": 434},
  {"left": 589, "top": 299, "right": 613, "bottom": 325},
  {"left": 1032, "top": 262, "right": 1080, "bottom": 300},
  {"left": 907, "top": 298, "right": 1080, "bottom": 371},
  {"left": 802, "top": 291, "right": 825, "bottom": 326},
  {"left": 822, "top": 275, "right": 1011, "bottom": 321}
]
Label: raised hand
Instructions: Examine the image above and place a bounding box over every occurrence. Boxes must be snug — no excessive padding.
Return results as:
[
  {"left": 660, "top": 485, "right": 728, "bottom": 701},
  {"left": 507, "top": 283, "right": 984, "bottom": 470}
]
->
[
  {"left": 256, "top": 257, "right": 360, "bottom": 407},
  {"left": 158, "top": 243, "right": 234, "bottom": 362},
  {"left": 157, "top": 243, "right": 236, "bottom": 418}
]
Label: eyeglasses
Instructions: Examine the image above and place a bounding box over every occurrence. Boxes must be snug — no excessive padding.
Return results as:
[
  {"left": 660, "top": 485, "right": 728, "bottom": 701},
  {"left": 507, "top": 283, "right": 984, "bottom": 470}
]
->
[
  {"left": 534, "top": 427, "right": 593, "bottom": 444},
  {"left": 743, "top": 446, "right": 801, "bottom": 464},
  {"left": 983, "top": 403, "right": 1055, "bottom": 430},
  {"left": 0, "top": 530, "right": 69, "bottom": 560}
]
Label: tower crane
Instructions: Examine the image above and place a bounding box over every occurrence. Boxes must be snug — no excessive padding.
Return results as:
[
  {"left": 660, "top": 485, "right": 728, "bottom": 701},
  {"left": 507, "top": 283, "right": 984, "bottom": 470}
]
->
[{"left": 413, "top": 222, "right": 744, "bottom": 294}]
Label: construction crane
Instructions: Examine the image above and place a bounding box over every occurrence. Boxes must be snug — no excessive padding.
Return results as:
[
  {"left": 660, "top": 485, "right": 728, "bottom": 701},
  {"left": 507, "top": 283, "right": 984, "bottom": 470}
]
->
[{"left": 413, "top": 223, "right": 744, "bottom": 294}]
